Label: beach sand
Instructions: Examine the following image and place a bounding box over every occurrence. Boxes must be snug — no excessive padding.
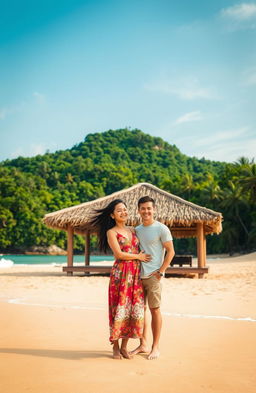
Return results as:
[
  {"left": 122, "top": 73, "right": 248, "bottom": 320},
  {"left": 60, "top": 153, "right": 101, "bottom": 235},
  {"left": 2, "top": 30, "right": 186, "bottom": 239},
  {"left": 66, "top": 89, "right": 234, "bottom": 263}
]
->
[{"left": 0, "top": 253, "right": 256, "bottom": 393}]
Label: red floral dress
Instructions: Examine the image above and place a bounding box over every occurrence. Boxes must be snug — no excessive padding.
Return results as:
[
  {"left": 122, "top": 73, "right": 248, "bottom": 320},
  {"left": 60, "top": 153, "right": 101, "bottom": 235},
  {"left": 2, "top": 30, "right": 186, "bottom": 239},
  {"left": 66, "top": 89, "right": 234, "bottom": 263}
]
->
[{"left": 108, "top": 231, "right": 144, "bottom": 342}]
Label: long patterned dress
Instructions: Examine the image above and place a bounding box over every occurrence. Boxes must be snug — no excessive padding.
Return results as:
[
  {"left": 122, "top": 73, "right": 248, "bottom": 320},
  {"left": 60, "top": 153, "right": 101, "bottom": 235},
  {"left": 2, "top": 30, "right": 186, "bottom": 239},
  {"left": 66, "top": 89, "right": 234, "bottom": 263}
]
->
[{"left": 108, "top": 231, "right": 144, "bottom": 342}]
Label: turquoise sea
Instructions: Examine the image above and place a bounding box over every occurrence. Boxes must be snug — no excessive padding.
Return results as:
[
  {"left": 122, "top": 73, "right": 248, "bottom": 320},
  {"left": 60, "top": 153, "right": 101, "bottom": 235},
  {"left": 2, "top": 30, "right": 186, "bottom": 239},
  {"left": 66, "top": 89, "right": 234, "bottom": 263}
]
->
[{"left": 0, "top": 254, "right": 115, "bottom": 265}]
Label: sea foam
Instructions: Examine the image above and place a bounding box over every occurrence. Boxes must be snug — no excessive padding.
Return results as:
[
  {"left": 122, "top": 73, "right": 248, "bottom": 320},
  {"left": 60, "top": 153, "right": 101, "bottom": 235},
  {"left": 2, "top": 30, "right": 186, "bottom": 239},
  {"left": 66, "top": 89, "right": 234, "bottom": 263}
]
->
[{"left": 0, "top": 258, "right": 14, "bottom": 268}]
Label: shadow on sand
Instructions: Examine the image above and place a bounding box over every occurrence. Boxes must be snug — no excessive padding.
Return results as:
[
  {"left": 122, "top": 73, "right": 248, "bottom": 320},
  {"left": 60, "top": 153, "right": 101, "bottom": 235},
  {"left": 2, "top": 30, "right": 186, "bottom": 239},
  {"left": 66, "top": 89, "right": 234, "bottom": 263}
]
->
[{"left": 0, "top": 348, "right": 112, "bottom": 360}]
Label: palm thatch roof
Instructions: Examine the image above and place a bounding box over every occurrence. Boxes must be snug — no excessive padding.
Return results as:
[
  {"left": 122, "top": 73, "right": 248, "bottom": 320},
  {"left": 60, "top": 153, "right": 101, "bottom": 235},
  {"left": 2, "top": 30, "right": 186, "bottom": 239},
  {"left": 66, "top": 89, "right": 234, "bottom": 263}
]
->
[
  {"left": 43, "top": 182, "right": 222, "bottom": 238},
  {"left": 43, "top": 183, "right": 222, "bottom": 237}
]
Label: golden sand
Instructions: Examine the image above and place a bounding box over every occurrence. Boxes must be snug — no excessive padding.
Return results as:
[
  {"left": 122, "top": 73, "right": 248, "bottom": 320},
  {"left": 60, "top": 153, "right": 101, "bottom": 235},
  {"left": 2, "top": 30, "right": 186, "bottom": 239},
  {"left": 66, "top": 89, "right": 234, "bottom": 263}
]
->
[{"left": 0, "top": 253, "right": 256, "bottom": 393}]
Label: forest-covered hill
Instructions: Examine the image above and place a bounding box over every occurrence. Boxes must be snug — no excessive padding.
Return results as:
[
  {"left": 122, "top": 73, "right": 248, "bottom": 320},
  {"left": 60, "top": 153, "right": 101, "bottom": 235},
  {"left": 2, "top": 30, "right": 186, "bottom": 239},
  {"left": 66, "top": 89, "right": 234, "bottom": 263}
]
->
[{"left": 0, "top": 128, "right": 255, "bottom": 254}]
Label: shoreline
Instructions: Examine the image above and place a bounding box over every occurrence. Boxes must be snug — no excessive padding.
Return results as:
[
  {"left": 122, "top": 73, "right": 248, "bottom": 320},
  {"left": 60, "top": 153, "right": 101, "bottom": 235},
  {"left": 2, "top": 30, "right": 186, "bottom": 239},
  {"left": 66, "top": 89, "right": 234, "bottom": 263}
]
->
[
  {"left": 1, "top": 251, "right": 255, "bottom": 258},
  {"left": 0, "top": 251, "right": 112, "bottom": 256}
]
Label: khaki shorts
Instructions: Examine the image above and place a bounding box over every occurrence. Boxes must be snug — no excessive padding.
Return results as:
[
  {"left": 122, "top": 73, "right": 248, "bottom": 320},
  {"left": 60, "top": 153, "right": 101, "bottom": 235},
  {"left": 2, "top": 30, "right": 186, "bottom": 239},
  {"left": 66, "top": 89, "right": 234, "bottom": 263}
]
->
[{"left": 142, "top": 274, "right": 162, "bottom": 309}]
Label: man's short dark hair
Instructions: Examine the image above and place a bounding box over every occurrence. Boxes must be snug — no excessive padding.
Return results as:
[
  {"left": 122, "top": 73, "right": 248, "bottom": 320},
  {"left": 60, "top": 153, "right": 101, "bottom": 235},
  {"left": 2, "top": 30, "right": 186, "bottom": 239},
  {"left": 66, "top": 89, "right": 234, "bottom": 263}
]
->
[{"left": 138, "top": 196, "right": 155, "bottom": 208}]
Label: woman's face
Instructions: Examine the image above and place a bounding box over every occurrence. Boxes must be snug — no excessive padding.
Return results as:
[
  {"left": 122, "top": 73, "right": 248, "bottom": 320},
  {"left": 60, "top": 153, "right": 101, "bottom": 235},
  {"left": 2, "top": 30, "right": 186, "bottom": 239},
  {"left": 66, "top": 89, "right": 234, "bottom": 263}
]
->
[{"left": 111, "top": 203, "right": 128, "bottom": 223}]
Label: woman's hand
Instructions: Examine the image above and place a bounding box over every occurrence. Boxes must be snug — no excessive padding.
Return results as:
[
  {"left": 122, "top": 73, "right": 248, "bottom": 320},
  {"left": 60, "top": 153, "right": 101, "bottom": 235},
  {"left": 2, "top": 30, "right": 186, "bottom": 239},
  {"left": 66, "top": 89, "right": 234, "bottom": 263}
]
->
[{"left": 137, "top": 251, "right": 151, "bottom": 262}]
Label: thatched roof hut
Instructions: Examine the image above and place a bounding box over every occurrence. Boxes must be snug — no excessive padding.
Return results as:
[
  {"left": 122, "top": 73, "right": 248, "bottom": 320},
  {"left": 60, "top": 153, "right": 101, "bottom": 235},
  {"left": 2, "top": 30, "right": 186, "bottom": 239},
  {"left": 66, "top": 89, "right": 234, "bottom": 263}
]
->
[
  {"left": 43, "top": 182, "right": 222, "bottom": 238},
  {"left": 43, "top": 182, "right": 222, "bottom": 278}
]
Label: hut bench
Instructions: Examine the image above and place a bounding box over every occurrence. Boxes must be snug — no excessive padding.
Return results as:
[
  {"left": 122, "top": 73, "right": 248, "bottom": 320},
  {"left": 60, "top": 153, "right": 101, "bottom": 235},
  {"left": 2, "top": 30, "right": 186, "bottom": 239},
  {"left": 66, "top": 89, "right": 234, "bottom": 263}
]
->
[
  {"left": 171, "top": 255, "right": 192, "bottom": 267},
  {"left": 62, "top": 265, "right": 208, "bottom": 277}
]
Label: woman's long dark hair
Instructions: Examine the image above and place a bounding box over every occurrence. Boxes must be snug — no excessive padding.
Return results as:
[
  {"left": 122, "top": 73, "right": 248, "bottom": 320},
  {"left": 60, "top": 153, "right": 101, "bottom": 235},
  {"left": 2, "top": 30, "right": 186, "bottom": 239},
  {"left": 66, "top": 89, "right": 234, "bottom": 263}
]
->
[{"left": 89, "top": 199, "right": 127, "bottom": 253}]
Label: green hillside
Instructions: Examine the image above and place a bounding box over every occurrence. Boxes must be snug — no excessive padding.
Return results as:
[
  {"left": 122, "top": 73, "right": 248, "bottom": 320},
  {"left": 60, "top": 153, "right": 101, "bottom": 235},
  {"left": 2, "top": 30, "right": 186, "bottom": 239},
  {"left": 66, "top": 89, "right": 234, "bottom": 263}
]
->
[{"left": 0, "top": 129, "right": 255, "bottom": 254}]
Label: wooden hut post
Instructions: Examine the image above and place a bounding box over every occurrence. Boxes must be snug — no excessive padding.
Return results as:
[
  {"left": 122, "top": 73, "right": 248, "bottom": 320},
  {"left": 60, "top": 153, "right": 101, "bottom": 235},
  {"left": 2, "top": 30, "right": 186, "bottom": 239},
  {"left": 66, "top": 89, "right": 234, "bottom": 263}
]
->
[
  {"left": 203, "top": 233, "right": 207, "bottom": 267},
  {"left": 67, "top": 225, "right": 74, "bottom": 276},
  {"left": 85, "top": 230, "right": 90, "bottom": 266},
  {"left": 196, "top": 222, "right": 205, "bottom": 278}
]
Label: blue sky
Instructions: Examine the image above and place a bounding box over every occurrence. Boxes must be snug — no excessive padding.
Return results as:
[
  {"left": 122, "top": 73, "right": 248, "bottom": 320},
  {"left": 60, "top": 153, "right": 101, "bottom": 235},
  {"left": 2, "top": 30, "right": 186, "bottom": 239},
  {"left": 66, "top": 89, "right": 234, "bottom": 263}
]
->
[{"left": 1, "top": 0, "right": 256, "bottom": 162}]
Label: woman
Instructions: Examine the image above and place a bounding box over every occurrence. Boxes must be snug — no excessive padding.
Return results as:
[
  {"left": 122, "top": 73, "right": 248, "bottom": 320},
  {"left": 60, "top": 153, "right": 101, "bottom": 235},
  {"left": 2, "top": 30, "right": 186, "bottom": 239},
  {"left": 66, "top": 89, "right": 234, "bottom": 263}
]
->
[{"left": 90, "top": 199, "right": 150, "bottom": 359}]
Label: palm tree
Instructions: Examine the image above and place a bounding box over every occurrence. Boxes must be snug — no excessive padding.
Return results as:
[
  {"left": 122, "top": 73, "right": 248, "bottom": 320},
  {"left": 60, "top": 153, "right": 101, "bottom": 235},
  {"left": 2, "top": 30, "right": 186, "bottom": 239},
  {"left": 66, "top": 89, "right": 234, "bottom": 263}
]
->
[
  {"left": 238, "top": 163, "right": 256, "bottom": 203},
  {"left": 66, "top": 173, "right": 74, "bottom": 184},
  {"left": 39, "top": 161, "right": 50, "bottom": 179},
  {"left": 201, "top": 180, "right": 222, "bottom": 205},
  {"left": 248, "top": 213, "right": 256, "bottom": 248},
  {"left": 234, "top": 157, "right": 252, "bottom": 167},
  {"left": 220, "top": 180, "right": 249, "bottom": 237},
  {"left": 220, "top": 221, "right": 239, "bottom": 255},
  {"left": 48, "top": 171, "right": 60, "bottom": 187},
  {"left": 181, "top": 173, "right": 194, "bottom": 199}
]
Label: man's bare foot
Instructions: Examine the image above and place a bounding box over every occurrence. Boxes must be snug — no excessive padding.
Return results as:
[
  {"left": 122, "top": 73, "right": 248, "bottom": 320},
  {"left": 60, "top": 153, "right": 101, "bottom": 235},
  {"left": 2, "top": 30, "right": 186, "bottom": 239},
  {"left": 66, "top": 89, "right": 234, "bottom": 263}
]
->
[
  {"left": 129, "top": 344, "right": 150, "bottom": 356},
  {"left": 148, "top": 347, "right": 160, "bottom": 360},
  {"left": 113, "top": 347, "right": 122, "bottom": 359},
  {"left": 120, "top": 348, "right": 133, "bottom": 359}
]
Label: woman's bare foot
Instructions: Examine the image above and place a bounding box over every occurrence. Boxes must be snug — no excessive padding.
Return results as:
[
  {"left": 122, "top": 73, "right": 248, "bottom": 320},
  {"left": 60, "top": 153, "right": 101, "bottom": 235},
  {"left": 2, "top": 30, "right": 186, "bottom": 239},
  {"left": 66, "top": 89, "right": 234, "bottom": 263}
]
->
[
  {"left": 113, "top": 347, "right": 122, "bottom": 359},
  {"left": 129, "top": 344, "right": 150, "bottom": 356},
  {"left": 147, "top": 347, "right": 160, "bottom": 360},
  {"left": 120, "top": 347, "right": 133, "bottom": 359},
  {"left": 112, "top": 341, "right": 122, "bottom": 359}
]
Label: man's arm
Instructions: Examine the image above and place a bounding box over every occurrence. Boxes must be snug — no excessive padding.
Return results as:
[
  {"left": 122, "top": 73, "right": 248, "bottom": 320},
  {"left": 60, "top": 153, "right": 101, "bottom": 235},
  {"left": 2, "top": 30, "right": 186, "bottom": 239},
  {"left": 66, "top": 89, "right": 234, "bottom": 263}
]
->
[{"left": 158, "top": 241, "right": 175, "bottom": 277}]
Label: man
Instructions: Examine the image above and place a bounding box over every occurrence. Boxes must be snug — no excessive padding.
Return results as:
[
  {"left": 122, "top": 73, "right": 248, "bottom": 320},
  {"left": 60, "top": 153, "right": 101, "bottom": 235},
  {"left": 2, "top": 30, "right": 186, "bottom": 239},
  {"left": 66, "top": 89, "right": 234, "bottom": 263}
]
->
[{"left": 131, "top": 196, "right": 175, "bottom": 360}]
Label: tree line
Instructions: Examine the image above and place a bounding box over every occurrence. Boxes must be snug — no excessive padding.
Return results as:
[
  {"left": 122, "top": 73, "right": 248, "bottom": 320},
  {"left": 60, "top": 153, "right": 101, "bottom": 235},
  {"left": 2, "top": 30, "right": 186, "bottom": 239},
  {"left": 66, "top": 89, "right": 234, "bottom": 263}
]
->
[{"left": 0, "top": 129, "right": 255, "bottom": 255}]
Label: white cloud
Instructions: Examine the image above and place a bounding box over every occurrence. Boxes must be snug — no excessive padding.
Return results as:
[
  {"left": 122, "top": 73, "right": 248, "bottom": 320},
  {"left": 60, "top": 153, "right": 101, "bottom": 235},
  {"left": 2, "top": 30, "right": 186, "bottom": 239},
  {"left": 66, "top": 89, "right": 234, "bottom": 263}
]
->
[
  {"left": 33, "top": 92, "right": 46, "bottom": 104},
  {"left": 193, "top": 127, "right": 251, "bottom": 148},
  {"left": 221, "top": 3, "right": 256, "bottom": 20},
  {"left": 174, "top": 126, "right": 255, "bottom": 162},
  {"left": 30, "top": 143, "right": 47, "bottom": 156},
  {"left": 170, "top": 86, "right": 213, "bottom": 100},
  {"left": 0, "top": 93, "right": 46, "bottom": 122},
  {"left": 199, "top": 136, "right": 256, "bottom": 162},
  {"left": 145, "top": 77, "right": 217, "bottom": 100},
  {"left": 242, "top": 67, "right": 256, "bottom": 85},
  {"left": 0, "top": 105, "right": 20, "bottom": 120},
  {"left": 0, "top": 108, "right": 7, "bottom": 120},
  {"left": 11, "top": 143, "right": 47, "bottom": 158},
  {"left": 174, "top": 111, "right": 202, "bottom": 125},
  {"left": 220, "top": 3, "right": 256, "bottom": 30}
]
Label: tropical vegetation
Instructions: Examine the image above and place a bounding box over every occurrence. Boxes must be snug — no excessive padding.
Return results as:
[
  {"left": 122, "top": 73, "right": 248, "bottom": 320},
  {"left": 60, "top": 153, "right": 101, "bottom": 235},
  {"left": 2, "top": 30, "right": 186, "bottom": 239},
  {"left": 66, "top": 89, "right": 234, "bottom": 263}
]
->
[{"left": 0, "top": 129, "right": 255, "bottom": 255}]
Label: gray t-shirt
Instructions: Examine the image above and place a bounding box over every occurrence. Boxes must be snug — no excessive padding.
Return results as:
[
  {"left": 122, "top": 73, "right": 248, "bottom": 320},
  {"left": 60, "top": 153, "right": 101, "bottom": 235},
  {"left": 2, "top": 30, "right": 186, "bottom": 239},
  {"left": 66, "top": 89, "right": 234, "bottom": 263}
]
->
[{"left": 135, "top": 221, "right": 173, "bottom": 278}]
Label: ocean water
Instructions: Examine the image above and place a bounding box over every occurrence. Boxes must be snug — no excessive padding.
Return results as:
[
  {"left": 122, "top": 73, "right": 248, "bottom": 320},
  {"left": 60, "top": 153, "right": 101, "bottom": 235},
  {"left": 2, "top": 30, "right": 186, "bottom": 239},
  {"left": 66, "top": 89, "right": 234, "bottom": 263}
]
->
[{"left": 0, "top": 254, "right": 114, "bottom": 265}]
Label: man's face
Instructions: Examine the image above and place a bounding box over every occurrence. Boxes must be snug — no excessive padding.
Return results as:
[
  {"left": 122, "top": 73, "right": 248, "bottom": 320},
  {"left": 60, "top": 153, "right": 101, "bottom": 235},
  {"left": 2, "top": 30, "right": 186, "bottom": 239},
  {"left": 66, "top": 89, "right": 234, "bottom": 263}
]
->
[{"left": 138, "top": 201, "right": 155, "bottom": 222}]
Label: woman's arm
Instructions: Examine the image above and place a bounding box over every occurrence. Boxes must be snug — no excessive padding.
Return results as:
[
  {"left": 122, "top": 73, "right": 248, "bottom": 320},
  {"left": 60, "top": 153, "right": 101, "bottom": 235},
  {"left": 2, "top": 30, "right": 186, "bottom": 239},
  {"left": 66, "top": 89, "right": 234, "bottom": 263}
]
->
[{"left": 107, "top": 230, "right": 151, "bottom": 262}]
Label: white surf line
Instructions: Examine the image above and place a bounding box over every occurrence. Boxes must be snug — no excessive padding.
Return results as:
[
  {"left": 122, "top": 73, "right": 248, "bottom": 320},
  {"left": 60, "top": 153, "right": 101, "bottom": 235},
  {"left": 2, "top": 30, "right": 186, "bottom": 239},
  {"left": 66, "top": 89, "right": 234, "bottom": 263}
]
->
[
  {"left": 7, "top": 298, "right": 105, "bottom": 311},
  {"left": 162, "top": 311, "right": 256, "bottom": 323},
  {"left": 5, "top": 298, "right": 256, "bottom": 323}
]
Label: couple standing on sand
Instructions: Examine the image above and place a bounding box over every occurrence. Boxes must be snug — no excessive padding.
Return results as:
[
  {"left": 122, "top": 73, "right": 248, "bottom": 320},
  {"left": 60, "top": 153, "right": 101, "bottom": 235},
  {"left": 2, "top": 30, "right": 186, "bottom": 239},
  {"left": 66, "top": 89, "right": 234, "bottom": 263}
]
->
[{"left": 90, "top": 196, "right": 175, "bottom": 360}]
